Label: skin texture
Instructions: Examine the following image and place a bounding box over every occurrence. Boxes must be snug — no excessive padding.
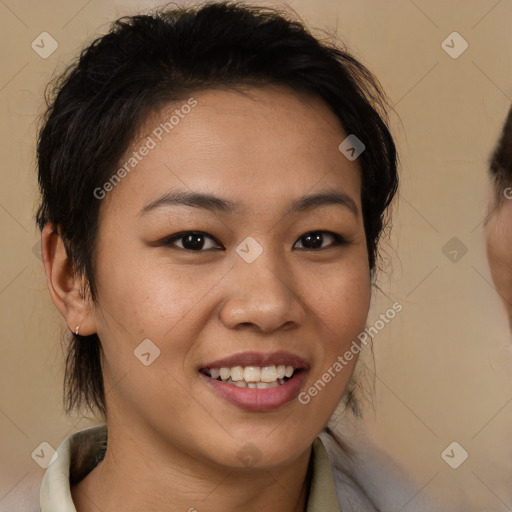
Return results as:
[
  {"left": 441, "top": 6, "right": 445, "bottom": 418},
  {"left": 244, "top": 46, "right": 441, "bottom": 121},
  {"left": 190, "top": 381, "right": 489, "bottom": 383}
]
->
[
  {"left": 486, "top": 195, "right": 512, "bottom": 326},
  {"left": 42, "top": 85, "right": 371, "bottom": 512}
]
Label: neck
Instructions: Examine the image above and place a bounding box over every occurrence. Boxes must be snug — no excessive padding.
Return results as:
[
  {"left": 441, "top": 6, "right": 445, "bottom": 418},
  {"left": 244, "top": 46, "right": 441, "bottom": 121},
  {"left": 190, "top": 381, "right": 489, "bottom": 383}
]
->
[{"left": 71, "top": 418, "right": 313, "bottom": 512}]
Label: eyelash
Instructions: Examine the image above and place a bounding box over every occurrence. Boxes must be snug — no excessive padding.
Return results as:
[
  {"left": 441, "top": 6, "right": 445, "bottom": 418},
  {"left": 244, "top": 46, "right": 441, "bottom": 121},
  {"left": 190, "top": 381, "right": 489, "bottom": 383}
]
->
[{"left": 160, "top": 230, "right": 351, "bottom": 252}]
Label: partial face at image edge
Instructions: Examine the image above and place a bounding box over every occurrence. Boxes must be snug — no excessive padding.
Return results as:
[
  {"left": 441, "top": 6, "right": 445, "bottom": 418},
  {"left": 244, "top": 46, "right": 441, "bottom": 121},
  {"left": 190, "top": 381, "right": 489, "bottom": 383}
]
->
[{"left": 487, "top": 105, "right": 512, "bottom": 326}]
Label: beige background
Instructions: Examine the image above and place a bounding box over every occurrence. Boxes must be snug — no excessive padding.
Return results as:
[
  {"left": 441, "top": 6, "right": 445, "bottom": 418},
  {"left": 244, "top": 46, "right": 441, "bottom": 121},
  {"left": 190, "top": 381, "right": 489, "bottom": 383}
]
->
[{"left": 1, "top": 0, "right": 511, "bottom": 510}]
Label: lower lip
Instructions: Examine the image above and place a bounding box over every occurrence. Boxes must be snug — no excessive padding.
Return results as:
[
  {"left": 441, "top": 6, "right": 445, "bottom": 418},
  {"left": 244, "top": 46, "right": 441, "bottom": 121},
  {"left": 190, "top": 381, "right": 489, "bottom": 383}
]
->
[{"left": 199, "top": 370, "right": 308, "bottom": 411}]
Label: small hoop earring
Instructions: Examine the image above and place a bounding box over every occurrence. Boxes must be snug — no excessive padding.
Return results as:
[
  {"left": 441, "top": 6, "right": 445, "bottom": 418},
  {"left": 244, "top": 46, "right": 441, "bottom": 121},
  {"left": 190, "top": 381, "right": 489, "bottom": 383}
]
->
[{"left": 75, "top": 326, "right": 80, "bottom": 336}]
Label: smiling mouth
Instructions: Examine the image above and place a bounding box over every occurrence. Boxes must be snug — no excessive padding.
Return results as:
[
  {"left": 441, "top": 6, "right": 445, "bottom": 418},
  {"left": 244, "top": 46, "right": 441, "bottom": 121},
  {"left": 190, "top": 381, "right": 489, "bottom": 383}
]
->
[{"left": 200, "top": 365, "right": 302, "bottom": 389}]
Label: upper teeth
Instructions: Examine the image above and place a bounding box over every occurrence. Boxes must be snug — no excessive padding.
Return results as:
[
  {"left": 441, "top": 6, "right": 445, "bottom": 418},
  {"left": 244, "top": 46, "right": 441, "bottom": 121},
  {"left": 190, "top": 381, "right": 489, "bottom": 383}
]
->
[{"left": 209, "top": 365, "right": 296, "bottom": 383}]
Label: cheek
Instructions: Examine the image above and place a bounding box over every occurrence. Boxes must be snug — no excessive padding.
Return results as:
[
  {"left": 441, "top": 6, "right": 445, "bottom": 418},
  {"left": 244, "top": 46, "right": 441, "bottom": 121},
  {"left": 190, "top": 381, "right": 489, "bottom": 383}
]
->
[
  {"left": 299, "top": 250, "right": 371, "bottom": 390},
  {"left": 91, "top": 242, "right": 217, "bottom": 398},
  {"left": 309, "top": 253, "right": 371, "bottom": 336},
  {"left": 91, "top": 251, "right": 211, "bottom": 421},
  {"left": 486, "top": 210, "right": 512, "bottom": 313},
  {"left": 94, "top": 241, "right": 215, "bottom": 337},
  {"left": 296, "top": 263, "right": 370, "bottom": 419}
]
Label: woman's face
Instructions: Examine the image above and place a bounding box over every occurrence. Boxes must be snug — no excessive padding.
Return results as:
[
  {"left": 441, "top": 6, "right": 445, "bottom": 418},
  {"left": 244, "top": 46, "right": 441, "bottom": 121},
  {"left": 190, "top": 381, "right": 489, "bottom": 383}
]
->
[
  {"left": 486, "top": 193, "right": 512, "bottom": 324},
  {"left": 90, "top": 86, "right": 371, "bottom": 469}
]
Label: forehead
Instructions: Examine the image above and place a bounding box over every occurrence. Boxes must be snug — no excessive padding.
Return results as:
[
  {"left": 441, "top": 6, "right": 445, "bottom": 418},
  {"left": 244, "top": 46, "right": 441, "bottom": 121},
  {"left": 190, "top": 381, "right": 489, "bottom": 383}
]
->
[{"left": 100, "top": 85, "right": 362, "bottom": 218}]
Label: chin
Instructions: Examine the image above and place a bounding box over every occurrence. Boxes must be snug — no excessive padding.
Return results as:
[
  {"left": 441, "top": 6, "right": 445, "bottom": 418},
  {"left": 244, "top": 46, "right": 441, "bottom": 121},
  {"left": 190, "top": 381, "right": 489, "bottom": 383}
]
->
[{"left": 210, "top": 430, "right": 314, "bottom": 471}]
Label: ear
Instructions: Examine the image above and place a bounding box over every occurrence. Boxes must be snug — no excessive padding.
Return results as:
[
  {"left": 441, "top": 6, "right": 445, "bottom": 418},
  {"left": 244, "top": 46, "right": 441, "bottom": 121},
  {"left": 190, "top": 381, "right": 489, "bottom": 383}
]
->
[{"left": 40, "top": 223, "right": 97, "bottom": 336}]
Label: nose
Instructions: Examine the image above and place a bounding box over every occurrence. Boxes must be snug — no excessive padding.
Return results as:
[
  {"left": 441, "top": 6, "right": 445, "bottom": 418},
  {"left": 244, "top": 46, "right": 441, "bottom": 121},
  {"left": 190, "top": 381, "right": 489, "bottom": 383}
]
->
[{"left": 218, "top": 251, "right": 306, "bottom": 333}]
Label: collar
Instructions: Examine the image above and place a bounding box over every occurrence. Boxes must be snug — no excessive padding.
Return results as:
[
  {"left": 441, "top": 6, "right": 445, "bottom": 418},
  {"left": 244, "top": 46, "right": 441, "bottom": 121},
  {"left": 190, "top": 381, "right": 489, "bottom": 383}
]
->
[{"left": 40, "top": 424, "right": 341, "bottom": 512}]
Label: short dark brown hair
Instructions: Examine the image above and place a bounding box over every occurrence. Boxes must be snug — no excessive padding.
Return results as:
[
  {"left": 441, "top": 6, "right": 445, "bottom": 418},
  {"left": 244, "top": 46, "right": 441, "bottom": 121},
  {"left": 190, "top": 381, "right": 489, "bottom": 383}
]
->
[
  {"left": 35, "top": 0, "right": 398, "bottom": 417},
  {"left": 489, "top": 105, "right": 512, "bottom": 203}
]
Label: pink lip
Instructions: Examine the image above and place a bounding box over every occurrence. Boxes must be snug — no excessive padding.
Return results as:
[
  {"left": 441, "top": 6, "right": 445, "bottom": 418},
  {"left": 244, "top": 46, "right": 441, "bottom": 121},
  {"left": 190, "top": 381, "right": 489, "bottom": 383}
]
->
[
  {"left": 199, "top": 369, "right": 308, "bottom": 411},
  {"left": 201, "top": 351, "right": 308, "bottom": 370}
]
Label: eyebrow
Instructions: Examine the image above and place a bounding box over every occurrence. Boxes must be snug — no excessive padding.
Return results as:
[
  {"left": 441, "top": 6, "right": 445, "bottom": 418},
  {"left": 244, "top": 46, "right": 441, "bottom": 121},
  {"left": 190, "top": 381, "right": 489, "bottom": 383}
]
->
[{"left": 138, "top": 189, "right": 359, "bottom": 217}]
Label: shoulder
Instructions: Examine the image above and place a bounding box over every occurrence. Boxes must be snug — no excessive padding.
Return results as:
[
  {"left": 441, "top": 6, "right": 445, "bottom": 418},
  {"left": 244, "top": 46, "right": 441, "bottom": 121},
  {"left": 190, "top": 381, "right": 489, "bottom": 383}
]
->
[
  {"left": 319, "top": 421, "right": 472, "bottom": 512},
  {"left": 39, "top": 423, "right": 107, "bottom": 511},
  {"left": 0, "top": 470, "right": 44, "bottom": 512}
]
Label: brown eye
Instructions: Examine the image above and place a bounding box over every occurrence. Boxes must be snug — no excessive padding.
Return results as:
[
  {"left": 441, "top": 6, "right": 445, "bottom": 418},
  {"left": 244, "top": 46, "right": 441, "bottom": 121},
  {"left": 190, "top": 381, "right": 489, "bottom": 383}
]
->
[
  {"left": 293, "top": 231, "right": 349, "bottom": 250},
  {"left": 163, "top": 231, "right": 223, "bottom": 251}
]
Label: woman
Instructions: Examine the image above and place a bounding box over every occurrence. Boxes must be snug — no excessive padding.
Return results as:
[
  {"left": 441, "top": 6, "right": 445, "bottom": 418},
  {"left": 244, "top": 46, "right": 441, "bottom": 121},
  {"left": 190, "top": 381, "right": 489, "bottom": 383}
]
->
[
  {"left": 487, "top": 105, "right": 512, "bottom": 327},
  {"left": 34, "top": 2, "right": 465, "bottom": 510}
]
